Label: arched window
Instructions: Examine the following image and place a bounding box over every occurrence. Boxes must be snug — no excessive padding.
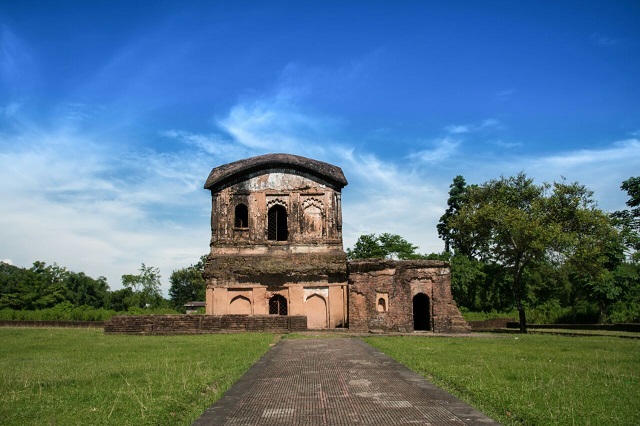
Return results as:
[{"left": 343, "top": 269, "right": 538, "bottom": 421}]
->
[
  {"left": 377, "top": 298, "right": 386, "bottom": 312},
  {"left": 234, "top": 204, "right": 248, "bottom": 228},
  {"left": 267, "top": 205, "right": 288, "bottom": 241},
  {"left": 268, "top": 294, "right": 288, "bottom": 315}
]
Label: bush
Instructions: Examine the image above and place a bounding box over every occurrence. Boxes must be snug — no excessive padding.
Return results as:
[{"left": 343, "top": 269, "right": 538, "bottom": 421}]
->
[
  {"left": 0, "top": 304, "right": 180, "bottom": 322},
  {"left": 462, "top": 310, "right": 517, "bottom": 322},
  {"left": 526, "top": 300, "right": 600, "bottom": 324},
  {"left": 606, "top": 301, "right": 640, "bottom": 324}
]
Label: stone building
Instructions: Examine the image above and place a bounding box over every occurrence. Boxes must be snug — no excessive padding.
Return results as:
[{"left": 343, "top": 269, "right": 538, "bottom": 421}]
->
[
  {"left": 203, "top": 153, "right": 349, "bottom": 329},
  {"left": 203, "top": 153, "right": 468, "bottom": 333}
]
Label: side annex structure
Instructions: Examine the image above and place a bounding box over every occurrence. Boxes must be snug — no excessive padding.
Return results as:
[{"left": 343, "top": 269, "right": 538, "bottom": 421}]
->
[{"left": 202, "top": 153, "right": 469, "bottom": 333}]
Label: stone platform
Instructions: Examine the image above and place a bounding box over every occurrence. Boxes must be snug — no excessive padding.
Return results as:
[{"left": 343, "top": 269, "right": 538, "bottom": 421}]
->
[{"left": 193, "top": 338, "right": 499, "bottom": 425}]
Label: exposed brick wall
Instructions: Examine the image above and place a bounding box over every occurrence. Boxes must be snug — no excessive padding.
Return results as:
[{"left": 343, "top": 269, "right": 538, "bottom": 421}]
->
[
  {"left": 104, "top": 315, "right": 307, "bottom": 335},
  {"left": 348, "top": 260, "right": 470, "bottom": 333}
]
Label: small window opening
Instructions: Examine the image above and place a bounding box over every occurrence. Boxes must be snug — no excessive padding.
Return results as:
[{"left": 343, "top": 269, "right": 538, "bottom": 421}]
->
[
  {"left": 267, "top": 205, "right": 288, "bottom": 241},
  {"left": 269, "top": 295, "right": 288, "bottom": 315},
  {"left": 234, "top": 204, "right": 248, "bottom": 228},
  {"left": 377, "top": 298, "right": 386, "bottom": 312}
]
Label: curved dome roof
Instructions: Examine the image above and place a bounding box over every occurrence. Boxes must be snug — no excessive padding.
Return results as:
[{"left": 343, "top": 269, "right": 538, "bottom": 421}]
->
[{"left": 204, "top": 153, "right": 348, "bottom": 191}]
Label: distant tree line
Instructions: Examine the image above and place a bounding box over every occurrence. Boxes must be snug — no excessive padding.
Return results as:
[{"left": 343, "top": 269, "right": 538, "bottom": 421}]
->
[
  {"left": 349, "top": 174, "right": 640, "bottom": 331},
  {"left": 0, "top": 257, "right": 209, "bottom": 320}
]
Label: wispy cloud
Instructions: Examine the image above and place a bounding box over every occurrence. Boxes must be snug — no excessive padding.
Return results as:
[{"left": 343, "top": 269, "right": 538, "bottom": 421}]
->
[
  {"left": 0, "top": 125, "right": 212, "bottom": 292},
  {"left": 444, "top": 118, "right": 503, "bottom": 135},
  {"left": 494, "top": 89, "right": 515, "bottom": 101},
  {"left": 444, "top": 125, "right": 470, "bottom": 134},
  {"left": 409, "top": 137, "right": 461, "bottom": 163},
  {"left": 590, "top": 32, "right": 621, "bottom": 47},
  {"left": 216, "top": 89, "right": 337, "bottom": 159},
  {"left": 0, "top": 26, "right": 37, "bottom": 91},
  {"left": 490, "top": 139, "right": 522, "bottom": 149}
]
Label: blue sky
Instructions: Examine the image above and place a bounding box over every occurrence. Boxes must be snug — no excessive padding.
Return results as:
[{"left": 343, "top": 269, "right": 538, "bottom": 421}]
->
[{"left": 1, "top": 1, "right": 639, "bottom": 294}]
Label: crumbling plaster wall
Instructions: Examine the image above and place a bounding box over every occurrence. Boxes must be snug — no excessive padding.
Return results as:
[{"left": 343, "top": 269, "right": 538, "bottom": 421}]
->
[
  {"left": 348, "top": 259, "right": 470, "bottom": 333},
  {"left": 209, "top": 171, "right": 343, "bottom": 250}
]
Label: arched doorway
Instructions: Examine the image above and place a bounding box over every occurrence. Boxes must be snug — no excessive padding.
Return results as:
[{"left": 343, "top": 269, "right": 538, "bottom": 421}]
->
[
  {"left": 229, "top": 295, "right": 251, "bottom": 314},
  {"left": 269, "top": 294, "right": 288, "bottom": 315},
  {"left": 267, "top": 205, "right": 288, "bottom": 241},
  {"left": 413, "top": 293, "right": 431, "bottom": 331},
  {"left": 305, "top": 294, "right": 327, "bottom": 329}
]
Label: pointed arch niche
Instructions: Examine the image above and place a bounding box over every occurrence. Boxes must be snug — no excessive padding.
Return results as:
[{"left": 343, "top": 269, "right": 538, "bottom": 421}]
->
[
  {"left": 305, "top": 294, "right": 327, "bottom": 329},
  {"left": 302, "top": 197, "right": 324, "bottom": 239}
]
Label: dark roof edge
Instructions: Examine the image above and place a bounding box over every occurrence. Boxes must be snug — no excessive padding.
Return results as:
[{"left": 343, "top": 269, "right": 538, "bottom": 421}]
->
[{"left": 204, "top": 153, "right": 348, "bottom": 190}]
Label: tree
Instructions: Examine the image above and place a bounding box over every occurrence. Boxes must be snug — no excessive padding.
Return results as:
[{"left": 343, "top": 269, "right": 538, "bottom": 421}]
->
[
  {"left": 448, "top": 173, "right": 616, "bottom": 332},
  {"left": 63, "top": 272, "right": 109, "bottom": 308},
  {"left": 169, "top": 256, "right": 206, "bottom": 311},
  {"left": 347, "top": 233, "right": 421, "bottom": 260},
  {"left": 346, "top": 234, "right": 387, "bottom": 259},
  {"left": 121, "top": 263, "right": 164, "bottom": 309},
  {"left": 612, "top": 176, "right": 640, "bottom": 259},
  {"left": 437, "top": 175, "right": 469, "bottom": 254}
]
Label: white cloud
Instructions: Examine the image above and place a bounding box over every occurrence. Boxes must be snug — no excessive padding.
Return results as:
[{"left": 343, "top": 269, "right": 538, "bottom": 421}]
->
[
  {"left": 216, "top": 90, "right": 336, "bottom": 159},
  {"left": 444, "top": 118, "right": 503, "bottom": 135},
  {"left": 0, "top": 127, "right": 212, "bottom": 294},
  {"left": 491, "top": 140, "right": 522, "bottom": 149},
  {"left": 590, "top": 33, "right": 621, "bottom": 47},
  {"left": 444, "top": 125, "right": 470, "bottom": 134},
  {"left": 337, "top": 149, "right": 446, "bottom": 254},
  {"left": 409, "top": 137, "right": 460, "bottom": 163},
  {"left": 495, "top": 89, "right": 515, "bottom": 101}
]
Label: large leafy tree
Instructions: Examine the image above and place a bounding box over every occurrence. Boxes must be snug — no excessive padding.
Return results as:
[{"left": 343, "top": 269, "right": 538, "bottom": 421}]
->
[
  {"left": 347, "top": 233, "right": 421, "bottom": 260},
  {"left": 121, "top": 263, "right": 164, "bottom": 309},
  {"left": 448, "top": 173, "right": 616, "bottom": 332},
  {"left": 63, "top": 272, "right": 109, "bottom": 308},
  {"left": 169, "top": 255, "right": 207, "bottom": 311},
  {"left": 437, "top": 175, "right": 470, "bottom": 254},
  {"left": 612, "top": 176, "right": 640, "bottom": 259}
]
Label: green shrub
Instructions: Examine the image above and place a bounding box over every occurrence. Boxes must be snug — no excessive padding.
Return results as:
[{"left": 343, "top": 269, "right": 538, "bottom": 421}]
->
[{"left": 0, "top": 304, "right": 180, "bottom": 322}]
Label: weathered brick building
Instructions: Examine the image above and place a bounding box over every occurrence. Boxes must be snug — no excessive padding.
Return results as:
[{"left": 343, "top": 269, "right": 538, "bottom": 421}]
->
[{"left": 203, "top": 153, "right": 469, "bottom": 333}]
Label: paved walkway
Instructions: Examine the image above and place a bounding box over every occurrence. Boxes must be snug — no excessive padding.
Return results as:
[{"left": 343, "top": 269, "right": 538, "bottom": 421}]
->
[{"left": 193, "top": 338, "right": 500, "bottom": 425}]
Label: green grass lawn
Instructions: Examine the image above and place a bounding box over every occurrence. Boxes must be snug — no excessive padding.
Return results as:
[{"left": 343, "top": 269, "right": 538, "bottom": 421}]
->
[
  {"left": 365, "top": 334, "right": 640, "bottom": 426},
  {"left": 0, "top": 328, "right": 275, "bottom": 425}
]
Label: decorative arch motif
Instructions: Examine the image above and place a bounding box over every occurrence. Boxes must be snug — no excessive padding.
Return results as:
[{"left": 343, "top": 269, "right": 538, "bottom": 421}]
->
[
  {"left": 229, "top": 295, "right": 251, "bottom": 315},
  {"left": 266, "top": 198, "right": 288, "bottom": 210},
  {"left": 302, "top": 197, "right": 324, "bottom": 238},
  {"left": 302, "top": 197, "right": 324, "bottom": 210}
]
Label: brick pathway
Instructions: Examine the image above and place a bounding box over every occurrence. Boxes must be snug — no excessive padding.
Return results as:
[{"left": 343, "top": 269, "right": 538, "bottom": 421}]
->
[{"left": 193, "top": 338, "right": 500, "bottom": 425}]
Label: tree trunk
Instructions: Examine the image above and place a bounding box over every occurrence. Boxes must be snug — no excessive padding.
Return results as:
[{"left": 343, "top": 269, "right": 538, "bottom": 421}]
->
[
  {"left": 518, "top": 306, "right": 527, "bottom": 333},
  {"left": 513, "top": 263, "right": 528, "bottom": 333}
]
